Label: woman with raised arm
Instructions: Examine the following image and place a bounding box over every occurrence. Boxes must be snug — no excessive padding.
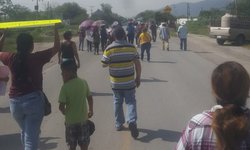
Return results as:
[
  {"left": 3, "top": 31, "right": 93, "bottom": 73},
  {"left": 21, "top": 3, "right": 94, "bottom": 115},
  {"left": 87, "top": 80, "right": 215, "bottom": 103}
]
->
[
  {"left": 0, "top": 26, "right": 60, "bottom": 150},
  {"left": 176, "top": 61, "right": 250, "bottom": 150}
]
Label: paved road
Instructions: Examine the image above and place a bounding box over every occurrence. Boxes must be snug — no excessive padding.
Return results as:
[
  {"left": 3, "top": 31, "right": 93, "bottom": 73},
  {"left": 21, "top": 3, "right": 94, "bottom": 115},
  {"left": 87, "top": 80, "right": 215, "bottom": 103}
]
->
[{"left": 1, "top": 34, "right": 250, "bottom": 150}]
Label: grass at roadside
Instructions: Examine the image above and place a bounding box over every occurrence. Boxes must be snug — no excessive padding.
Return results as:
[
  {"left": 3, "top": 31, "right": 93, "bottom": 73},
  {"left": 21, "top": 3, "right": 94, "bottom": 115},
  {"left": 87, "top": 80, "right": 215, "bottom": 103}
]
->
[
  {"left": 2, "top": 24, "right": 79, "bottom": 52},
  {"left": 186, "top": 21, "right": 209, "bottom": 36}
]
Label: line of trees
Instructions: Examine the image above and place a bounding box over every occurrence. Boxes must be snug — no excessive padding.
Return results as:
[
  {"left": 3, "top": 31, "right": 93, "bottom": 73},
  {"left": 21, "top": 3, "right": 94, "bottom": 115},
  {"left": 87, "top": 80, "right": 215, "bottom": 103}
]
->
[
  {"left": 0, "top": 0, "right": 249, "bottom": 26},
  {"left": 0, "top": 1, "right": 126, "bottom": 26}
]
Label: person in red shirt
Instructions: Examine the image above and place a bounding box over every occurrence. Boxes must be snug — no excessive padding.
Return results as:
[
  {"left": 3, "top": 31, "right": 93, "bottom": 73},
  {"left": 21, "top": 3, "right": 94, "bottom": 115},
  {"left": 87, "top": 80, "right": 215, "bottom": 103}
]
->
[{"left": 0, "top": 26, "right": 60, "bottom": 150}]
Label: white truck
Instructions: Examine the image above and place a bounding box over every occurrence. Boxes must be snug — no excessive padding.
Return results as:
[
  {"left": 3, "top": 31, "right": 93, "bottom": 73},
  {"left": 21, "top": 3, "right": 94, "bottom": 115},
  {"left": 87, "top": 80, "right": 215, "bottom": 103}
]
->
[{"left": 210, "top": 13, "right": 250, "bottom": 46}]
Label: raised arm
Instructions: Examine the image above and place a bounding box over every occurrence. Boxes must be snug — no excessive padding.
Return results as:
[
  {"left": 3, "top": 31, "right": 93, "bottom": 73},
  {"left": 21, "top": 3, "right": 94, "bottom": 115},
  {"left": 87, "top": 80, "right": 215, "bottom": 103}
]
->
[
  {"left": 72, "top": 42, "right": 80, "bottom": 68},
  {"left": 87, "top": 95, "right": 93, "bottom": 118},
  {"left": 134, "top": 59, "right": 141, "bottom": 87},
  {"left": 51, "top": 26, "right": 60, "bottom": 56}
]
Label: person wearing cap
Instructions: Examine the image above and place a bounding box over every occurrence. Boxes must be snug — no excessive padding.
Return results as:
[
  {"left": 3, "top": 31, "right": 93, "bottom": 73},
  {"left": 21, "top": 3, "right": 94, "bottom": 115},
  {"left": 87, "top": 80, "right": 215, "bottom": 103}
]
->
[
  {"left": 159, "top": 22, "right": 170, "bottom": 51},
  {"left": 101, "top": 26, "right": 141, "bottom": 139},
  {"left": 176, "top": 61, "right": 250, "bottom": 149},
  {"left": 177, "top": 22, "right": 188, "bottom": 51}
]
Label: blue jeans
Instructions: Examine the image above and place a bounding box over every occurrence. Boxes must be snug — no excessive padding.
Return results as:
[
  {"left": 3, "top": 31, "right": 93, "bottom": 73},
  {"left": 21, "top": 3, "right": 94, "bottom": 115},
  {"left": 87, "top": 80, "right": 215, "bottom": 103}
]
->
[
  {"left": 141, "top": 42, "right": 151, "bottom": 61},
  {"left": 180, "top": 38, "right": 187, "bottom": 50},
  {"left": 9, "top": 91, "right": 45, "bottom": 150},
  {"left": 112, "top": 89, "right": 137, "bottom": 128}
]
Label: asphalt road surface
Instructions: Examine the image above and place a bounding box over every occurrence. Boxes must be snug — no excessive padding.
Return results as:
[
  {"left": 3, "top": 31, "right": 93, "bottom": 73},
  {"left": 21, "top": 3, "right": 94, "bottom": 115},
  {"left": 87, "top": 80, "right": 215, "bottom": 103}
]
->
[{"left": 1, "top": 34, "right": 250, "bottom": 150}]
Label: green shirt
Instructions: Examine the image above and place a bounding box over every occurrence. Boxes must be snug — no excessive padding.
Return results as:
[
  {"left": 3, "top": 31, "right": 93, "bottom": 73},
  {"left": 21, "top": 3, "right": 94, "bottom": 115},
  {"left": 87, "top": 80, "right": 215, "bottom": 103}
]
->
[{"left": 59, "top": 77, "right": 90, "bottom": 125}]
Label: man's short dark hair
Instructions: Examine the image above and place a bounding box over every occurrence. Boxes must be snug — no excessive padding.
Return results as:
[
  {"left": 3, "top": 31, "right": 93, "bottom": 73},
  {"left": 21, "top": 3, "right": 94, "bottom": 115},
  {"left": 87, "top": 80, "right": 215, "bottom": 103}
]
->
[
  {"left": 60, "top": 60, "right": 77, "bottom": 73},
  {"left": 112, "top": 26, "right": 126, "bottom": 40}
]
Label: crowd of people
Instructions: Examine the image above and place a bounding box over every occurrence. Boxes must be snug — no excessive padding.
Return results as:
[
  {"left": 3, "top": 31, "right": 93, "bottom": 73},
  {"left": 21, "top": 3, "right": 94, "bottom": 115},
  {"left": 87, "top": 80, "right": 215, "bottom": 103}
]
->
[{"left": 0, "top": 19, "right": 250, "bottom": 150}]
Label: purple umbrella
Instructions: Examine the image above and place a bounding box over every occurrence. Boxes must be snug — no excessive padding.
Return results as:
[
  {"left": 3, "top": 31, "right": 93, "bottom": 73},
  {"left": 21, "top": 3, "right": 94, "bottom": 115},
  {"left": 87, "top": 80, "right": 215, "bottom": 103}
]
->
[
  {"left": 79, "top": 19, "right": 94, "bottom": 29},
  {"left": 92, "top": 20, "right": 105, "bottom": 27}
]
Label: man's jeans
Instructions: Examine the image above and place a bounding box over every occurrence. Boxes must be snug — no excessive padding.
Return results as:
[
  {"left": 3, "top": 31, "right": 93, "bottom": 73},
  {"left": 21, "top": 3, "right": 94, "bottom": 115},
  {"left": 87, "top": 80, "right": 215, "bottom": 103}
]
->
[
  {"left": 180, "top": 38, "right": 187, "bottom": 50},
  {"left": 112, "top": 89, "right": 137, "bottom": 128},
  {"left": 9, "top": 91, "right": 44, "bottom": 150}
]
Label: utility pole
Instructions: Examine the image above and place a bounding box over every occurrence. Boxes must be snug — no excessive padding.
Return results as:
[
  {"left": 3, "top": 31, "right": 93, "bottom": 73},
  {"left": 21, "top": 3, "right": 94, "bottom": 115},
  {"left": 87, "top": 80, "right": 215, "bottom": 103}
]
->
[
  {"left": 187, "top": 3, "right": 190, "bottom": 20},
  {"left": 234, "top": 0, "right": 238, "bottom": 16},
  {"left": 32, "top": 0, "right": 44, "bottom": 18},
  {"left": 89, "top": 6, "right": 94, "bottom": 17}
]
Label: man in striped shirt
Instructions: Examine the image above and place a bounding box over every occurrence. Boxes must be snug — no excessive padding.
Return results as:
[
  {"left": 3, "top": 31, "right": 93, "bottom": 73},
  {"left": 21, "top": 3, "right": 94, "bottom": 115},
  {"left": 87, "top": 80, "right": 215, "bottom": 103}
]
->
[{"left": 101, "top": 26, "right": 141, "bottom": 139}]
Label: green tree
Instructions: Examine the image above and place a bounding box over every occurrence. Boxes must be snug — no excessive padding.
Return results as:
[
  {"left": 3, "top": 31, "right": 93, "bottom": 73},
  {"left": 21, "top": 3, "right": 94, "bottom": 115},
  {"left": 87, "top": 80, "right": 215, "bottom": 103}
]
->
[
  {"left": 154, "top": 11, "right": 175, "bottom": 25},
  {"left": 135, "top": 10, "right": 155, "bottom": 22},
  {"left": 54, "top": 2, "right": 88, "bottom": 25},
  {"left": 227, "top": 0, "right": 250, "bottom": 16},
  {"left": 91, "top": 3, "right": 126, "bottom": 25},
  {"left": 4, "top": 5, "right": 32, "bottom": 21}
]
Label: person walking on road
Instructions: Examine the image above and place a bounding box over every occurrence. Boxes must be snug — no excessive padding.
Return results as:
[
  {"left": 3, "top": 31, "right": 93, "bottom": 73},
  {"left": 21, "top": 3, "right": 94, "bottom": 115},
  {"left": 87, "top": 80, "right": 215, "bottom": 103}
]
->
[
  {"left": 159, "top": 23, "right": 170, "bottom": 51},
  {"left": 86, "top": 28, "right": 93, "bottom": 52},
  {"left": 150, "top": 22, "right": 157, "bottom": 42},
  {"left": 92, "top": 27, "right": 100, "bottom": 55},
  {"left": 78, "top": 27, "right": 86, "bottom": 51},
  {"left": 176, "top": 61, "right": 250, "bottom": 150},
  {"left": 126, "top": 22, "right": 135, "bottom": 44},
  {"left": 138, "top": 27, "right": 152, "bottom": 62},
  {"left": 0, "top": 26, "right": 60, "bottom": 150},
  {"left": 59, "top": 60, "right": 93, "bottom": 150},
  {"left": 101, "top": 26, "right": 141, "bottom": 139},
  {"left": 100, "top": 25, "right": 108, "bottom": 52},
  {"left": 58, "top": 31, "right": 80, "bottom": 68},
  {"left": 177, "top": 22, "right": 188, "bottom": 51}
]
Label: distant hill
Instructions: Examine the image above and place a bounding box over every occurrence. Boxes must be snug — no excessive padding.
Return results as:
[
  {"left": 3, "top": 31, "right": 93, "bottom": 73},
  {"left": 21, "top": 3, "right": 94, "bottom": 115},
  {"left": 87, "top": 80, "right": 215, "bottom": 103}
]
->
[{"left": 170, "top": 0, "right": 232, "bottom": 17}]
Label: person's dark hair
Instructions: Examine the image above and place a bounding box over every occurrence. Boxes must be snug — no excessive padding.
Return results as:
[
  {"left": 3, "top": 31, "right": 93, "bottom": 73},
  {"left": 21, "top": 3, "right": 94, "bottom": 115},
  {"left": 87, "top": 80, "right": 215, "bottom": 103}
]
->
[
  {"left": 112, "top": 26, "right": 126, "bottom": 40},
  {"left": 211, "top": 61, "right": 250, "bottom": 149},
  {"left": 142, "top": 27, "right": 148, "bottom": 32},
  {"left": 60, "top": 60, "right": 77, "bottom": 74},
  {"left": 12, "top": 33, "right": 34, "bottom": 85},
  {"left": 63, "top": 31, "right": 72, "bottom": 40}
]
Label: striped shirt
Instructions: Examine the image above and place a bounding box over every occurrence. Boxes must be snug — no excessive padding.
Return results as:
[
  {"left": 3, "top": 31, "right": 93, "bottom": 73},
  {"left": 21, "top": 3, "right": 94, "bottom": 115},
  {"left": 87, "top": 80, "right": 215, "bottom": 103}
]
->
[
  {"left": 176, "top": 105, "right": 250, "bottom": 150},
  {"left": 101, "top": 40, "right": 139, "bottom": 90}
]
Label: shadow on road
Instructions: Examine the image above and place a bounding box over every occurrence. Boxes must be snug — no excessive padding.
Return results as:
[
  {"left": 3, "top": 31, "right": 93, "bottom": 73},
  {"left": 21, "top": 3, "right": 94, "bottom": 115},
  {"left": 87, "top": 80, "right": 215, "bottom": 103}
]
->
[
  {"left": 0, "top": 107, "right": 10, "bottom": 113},
  {"left": 168, "top": 49, "right": 191, "bottom": 52},
  {"left": 92, "top": 92, "right": 113, "bottom": 97},
  {"left": 39, "top": 137, "right": 59, "bottom": 150},
  {"left": 193, "top": 51, "right": 212, "bottom": 54},
  {"left": 137, "top": 129, "right": 181, "bottom": 143},
  {"left": 0, "top": 133, "right": 59, "bottom": 150},
  {"left": 141, "top": 78, "right": 168, "bottom": 83},
  {"left": 0, "top": 133, "right": 22, "bottom": 149},
  {"left": 149, "top": 60, "right": 176, "bottom": 64}
]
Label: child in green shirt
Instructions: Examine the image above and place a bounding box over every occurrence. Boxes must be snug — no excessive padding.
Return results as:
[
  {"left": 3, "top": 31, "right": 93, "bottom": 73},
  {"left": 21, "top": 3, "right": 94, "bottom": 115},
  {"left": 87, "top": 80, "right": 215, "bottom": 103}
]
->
[{"left": 59, "top": 60, "right": 93, "bottom": 150}]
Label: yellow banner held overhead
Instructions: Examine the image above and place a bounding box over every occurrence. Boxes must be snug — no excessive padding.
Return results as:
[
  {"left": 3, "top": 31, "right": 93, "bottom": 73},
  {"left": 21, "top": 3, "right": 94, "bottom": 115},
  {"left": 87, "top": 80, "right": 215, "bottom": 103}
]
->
[{"left": 0, "top": 19, "right": 62, "bottom": 29}]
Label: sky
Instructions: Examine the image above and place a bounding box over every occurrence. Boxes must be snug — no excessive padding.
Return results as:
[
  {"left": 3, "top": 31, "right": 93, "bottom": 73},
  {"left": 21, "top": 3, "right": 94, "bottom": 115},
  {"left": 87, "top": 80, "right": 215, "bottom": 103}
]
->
[{"left": 11, "top": 0, "right": 203, "bottom": 17}]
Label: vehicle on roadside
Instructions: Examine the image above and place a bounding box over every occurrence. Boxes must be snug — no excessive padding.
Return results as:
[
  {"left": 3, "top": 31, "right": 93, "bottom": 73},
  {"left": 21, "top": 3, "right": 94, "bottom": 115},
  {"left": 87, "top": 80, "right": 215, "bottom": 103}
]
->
[{"left": 210, "top": 13, "right": 250, "bottom": 46}]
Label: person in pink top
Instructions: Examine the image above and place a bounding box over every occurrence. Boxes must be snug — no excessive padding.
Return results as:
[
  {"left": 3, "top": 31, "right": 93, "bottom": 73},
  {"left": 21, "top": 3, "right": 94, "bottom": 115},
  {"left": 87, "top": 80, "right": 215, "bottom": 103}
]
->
[
  {"left": 0, "top": 26, "right": 60, "bottom": 150},
  {"left": 176, "top": 61, "right": 250, "bottom": 150}
]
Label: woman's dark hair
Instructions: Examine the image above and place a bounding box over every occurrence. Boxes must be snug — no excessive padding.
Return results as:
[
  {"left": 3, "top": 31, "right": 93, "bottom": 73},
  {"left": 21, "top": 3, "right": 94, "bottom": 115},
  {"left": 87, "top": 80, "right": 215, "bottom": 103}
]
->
[
  {"left": 63, "top": 31, "right": 72, "bottom": 40},
  {"left": 211, "top": 61, "right": 250, "bottom": 149},
  {"left": 12, "top": 33, "right": 33, "bottom": 85}
]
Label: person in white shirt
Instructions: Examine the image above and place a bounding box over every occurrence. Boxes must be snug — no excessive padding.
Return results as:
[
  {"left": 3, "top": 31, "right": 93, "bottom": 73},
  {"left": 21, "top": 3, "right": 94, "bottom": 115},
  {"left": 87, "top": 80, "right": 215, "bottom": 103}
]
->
[{"left": 177, "top": 22, "right": 188, "bottom": 51}]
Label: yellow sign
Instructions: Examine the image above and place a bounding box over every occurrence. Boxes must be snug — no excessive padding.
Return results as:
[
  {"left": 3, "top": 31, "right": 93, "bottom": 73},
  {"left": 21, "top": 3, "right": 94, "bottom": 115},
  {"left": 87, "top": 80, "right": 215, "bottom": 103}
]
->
[
  {"left": 0, "top": 19, "right": 62, "bottom": 29},
  {"left": 164, "top": 5, "right": 172, "bottom": 13}
]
